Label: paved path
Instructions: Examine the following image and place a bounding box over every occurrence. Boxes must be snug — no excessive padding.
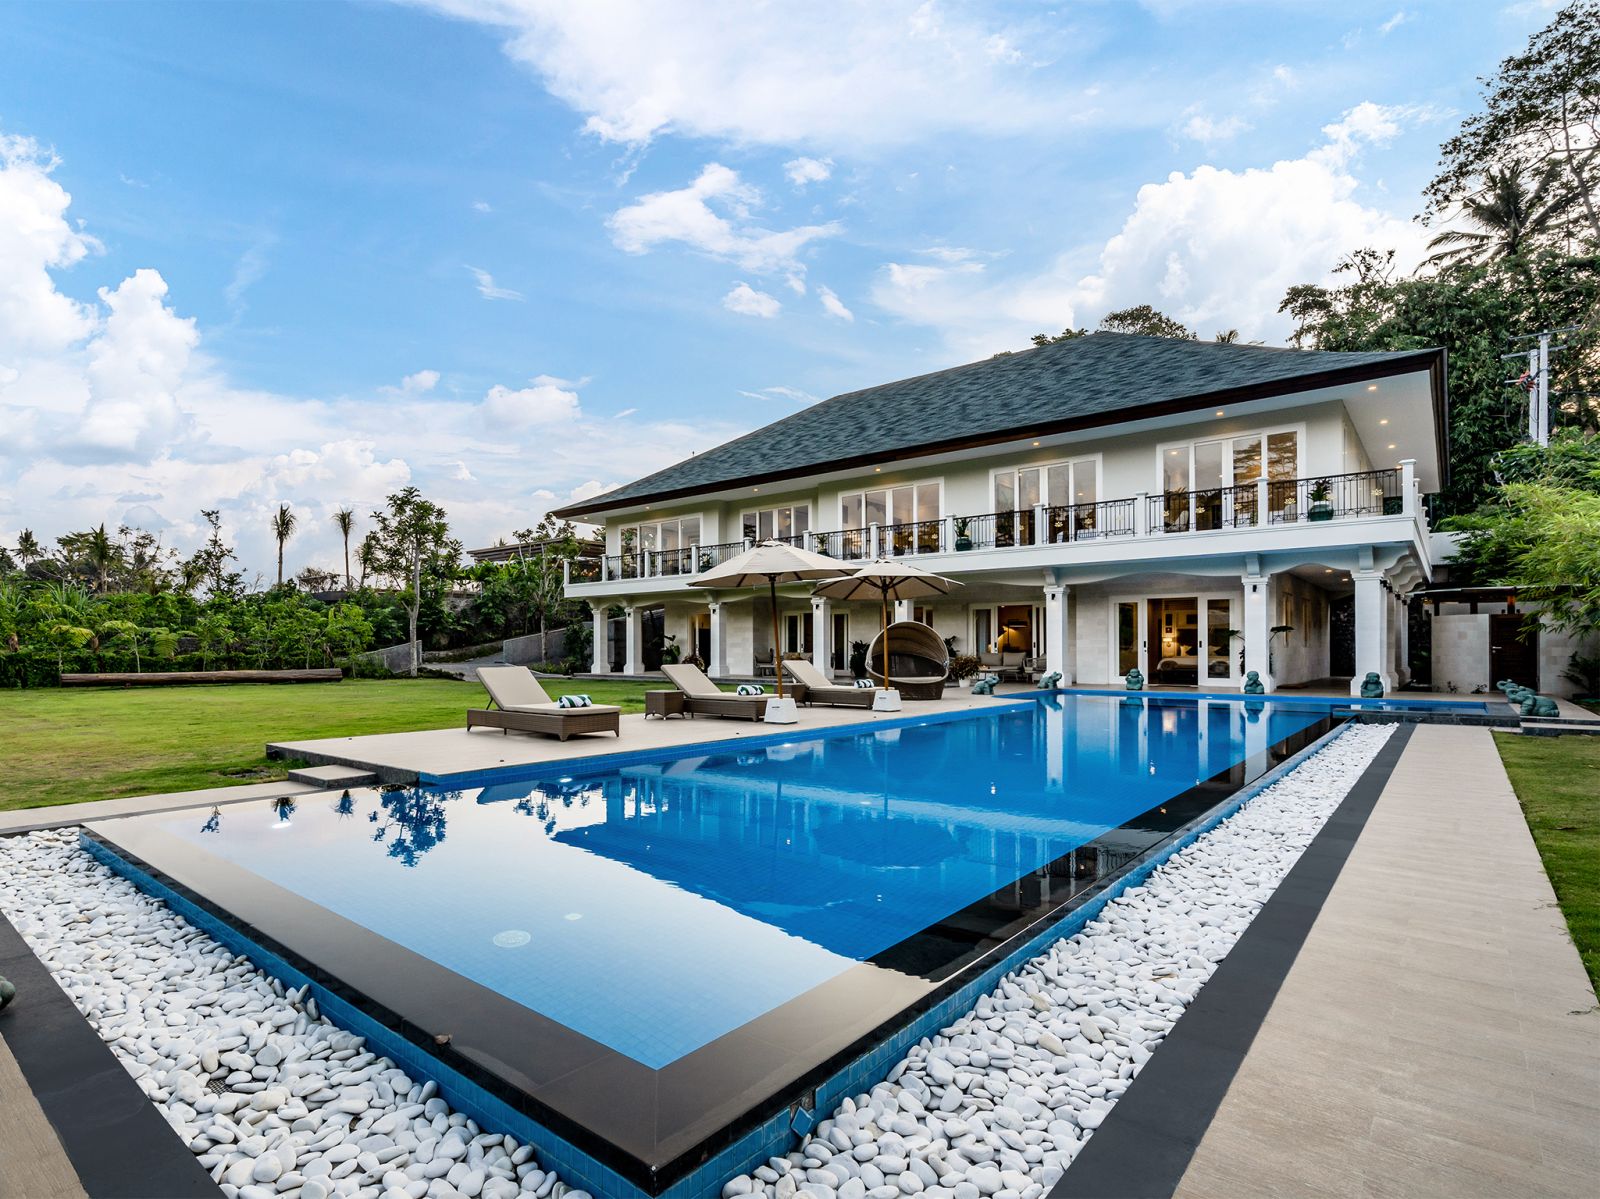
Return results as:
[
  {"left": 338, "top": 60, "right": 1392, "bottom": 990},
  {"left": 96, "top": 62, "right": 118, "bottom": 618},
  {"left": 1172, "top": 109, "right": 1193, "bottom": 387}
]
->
[
  {"left": 1174, "top": 725, "right": 1600, "bottom": 1198},
  {"left": 0, "top": 1032, "right": 85, "bottom": 1199},
  {"left": 0, "top": 779, "right": 318, "bottom": 836}
]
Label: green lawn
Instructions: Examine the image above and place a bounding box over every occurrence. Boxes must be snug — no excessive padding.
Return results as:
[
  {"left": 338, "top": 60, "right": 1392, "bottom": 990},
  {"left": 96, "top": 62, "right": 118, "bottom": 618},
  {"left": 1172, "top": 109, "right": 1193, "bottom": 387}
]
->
[
  {"left": 0, "top": 676, "right": 655, "bottom": 812},
  {"left": 1495, "top": 733, "right": 1600, "bottom": 996}
]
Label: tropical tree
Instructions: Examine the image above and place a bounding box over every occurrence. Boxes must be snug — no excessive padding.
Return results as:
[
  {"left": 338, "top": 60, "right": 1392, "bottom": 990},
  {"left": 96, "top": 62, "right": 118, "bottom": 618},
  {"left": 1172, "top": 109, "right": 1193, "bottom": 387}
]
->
[
  {"left": 1098, "top": 304, "right": 1199, "bottom": 340},
  {"left": 1423, "top": 161, "right": 1572, "bottom": 268},
  {"left": 325, "top": 602, "right": 374, "bottom": 666},
  {"left": 333, "top": 508, "right": 356, "bottom": 590},
  {"left": 44, "top": 621, "right": 96, "bottom": 673},
  {"left": 194, "top": 612, "right": 233, "bottom": 669},
  {"left": 364, "top": 487, "right": 460, "bottom": 675},
  {"left": 14, "top": 529, "right": 41, "bottom": 567},
  {"left": 1423, "top": 0, "right": 1600, "bottom": 250},
  {"left": 270, "top": 504, "right": 297, "bottom": 588},
  {"left": 98, "top": 620, "right": 177, "bottom": 672},
  {"left": 62, "top": 523, "right": 119, "bottom": 593}
]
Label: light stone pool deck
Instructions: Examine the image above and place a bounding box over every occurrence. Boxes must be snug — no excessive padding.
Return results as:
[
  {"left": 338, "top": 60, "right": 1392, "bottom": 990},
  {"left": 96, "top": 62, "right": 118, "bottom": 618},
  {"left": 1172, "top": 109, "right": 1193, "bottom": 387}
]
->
[
  {"left": 1174, "top": 724, "right": 1600, "bottom": 1199},
  {"left": 266, "top": 690, "right": 1033, "bottom": 781}
]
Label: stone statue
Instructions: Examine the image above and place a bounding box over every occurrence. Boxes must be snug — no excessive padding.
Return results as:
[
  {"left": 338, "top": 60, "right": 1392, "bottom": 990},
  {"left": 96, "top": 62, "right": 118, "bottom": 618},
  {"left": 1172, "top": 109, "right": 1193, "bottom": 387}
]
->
[
  {"left": 1124, "top": 668, "right": 1144, "bottom": 691},
  {"left": 1039, "top": 671, "right": 1063, "bottom": 691},
  {"left": 0, "top": 974, "right": 14, "bottom": 1012},
  {"left": 971, "top": 676, "right": 996, "bottom": 696},
  {"left": 1242, "top": 670, "right": 1265, "bottom": 695},
  {"left": 1359, "top": 672, "right": 1385, "bottom": 699},
  {"left": 1521, "top": 694, "right": 1560, "bottom": 717}
]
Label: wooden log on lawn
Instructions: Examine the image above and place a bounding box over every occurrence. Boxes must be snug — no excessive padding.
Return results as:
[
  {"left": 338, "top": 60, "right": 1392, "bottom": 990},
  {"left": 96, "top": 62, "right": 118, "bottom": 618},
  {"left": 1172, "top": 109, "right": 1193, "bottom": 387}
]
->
[{"left": 59, "top": 669, "right": 345, "bottom": 687}]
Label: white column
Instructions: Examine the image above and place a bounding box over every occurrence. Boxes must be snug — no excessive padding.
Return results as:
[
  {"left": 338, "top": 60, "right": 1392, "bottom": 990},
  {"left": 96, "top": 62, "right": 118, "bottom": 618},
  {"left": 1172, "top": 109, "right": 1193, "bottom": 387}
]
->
[
  {"left": 811, "top": 598, "right": 832, "bottom": 674},
  {"left": 1241, "top": 572, "right": 1274, "bottom": 691},
  {"left": 1394, "top": 592, "right": 1409, "bottom": 684},
  {"left": 894, "top": 599, "right": 913, "bottom": 623},
  {"left": 1351, "top": 570, "right": 1393, "bottom": 695},
  {"left": 1134, "top": 491, "right": 1150, "bottom": 537},
  {"left": 1400, "top": 459, "right": 1416, "bottom": 518},
  {"left": 708, "top": 601, "right": 728, "bottom": 678},
  {"left": 590, "top": 606, "right": 610, "bottom": 674},
  {"left": 624, "top": 605, "right": 645, "bottom": 675},
  {"left": 1043, "top": 584, "right": 1072, "bottom": 682}
]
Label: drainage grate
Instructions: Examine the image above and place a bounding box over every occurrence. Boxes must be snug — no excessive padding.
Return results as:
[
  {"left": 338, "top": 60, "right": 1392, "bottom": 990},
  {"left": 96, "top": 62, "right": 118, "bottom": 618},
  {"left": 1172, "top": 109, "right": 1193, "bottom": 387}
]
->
[{"left": 207, "top": 1079, "right": 227, "bottom": 1095}]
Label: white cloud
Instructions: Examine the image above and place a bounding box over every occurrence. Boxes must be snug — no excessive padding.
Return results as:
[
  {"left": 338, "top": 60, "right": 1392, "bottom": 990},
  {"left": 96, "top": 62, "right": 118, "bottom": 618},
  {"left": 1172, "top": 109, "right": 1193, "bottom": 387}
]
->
[
  {"left": 784, "top": 156, "right": 833, "bottom": 186},
  {"left": 1379, "top": 10, "right": 1409, "bottom": 34},
  {"left": 817, "top": 284, "right": 853, "bottom": 321},
  {"left": 738, "top": 384, "right": 821, "bottom": 405},
  {"left": 472, "top": 199, "right": 492, "bottom": 213},
  {"left": 410, "top": 0, "right": 1077, "bottom": 148},
  {"left": 480, "top": 375, "right": 583, "bottom": 426},
  {"left": 466, "top": 265, "right": 524, "bottom": 301},
  {"left": 1180, "top": 111, "right": 1248, "bottom": 145},
  {"left": 0, "top": 128, "right": 751, "bottom": 578},
  {"left": 608, "top": 163, "right": 841, "bottom": 274},
  {"left": 722, "top": 282, "right": 781, "bottom": 318},
  {"left": 872, "top": 101, "right": 1434, "bottom": 354}
]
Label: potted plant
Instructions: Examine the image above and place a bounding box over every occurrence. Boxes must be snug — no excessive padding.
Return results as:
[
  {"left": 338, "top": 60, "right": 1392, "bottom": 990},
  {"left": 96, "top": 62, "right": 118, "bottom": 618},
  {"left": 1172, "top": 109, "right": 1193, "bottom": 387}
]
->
[
  {"left": 1307, "top": 479, "right": 1334, "bottom": 521},
  {"left": 953, "top": 515, "right": 974, "bottom": 552},
  {"left": 948, "top": 653, "right": 981, "bottom": 687},
  {"left": 848, "top": 639, "right": 870, "bottom": 680}
]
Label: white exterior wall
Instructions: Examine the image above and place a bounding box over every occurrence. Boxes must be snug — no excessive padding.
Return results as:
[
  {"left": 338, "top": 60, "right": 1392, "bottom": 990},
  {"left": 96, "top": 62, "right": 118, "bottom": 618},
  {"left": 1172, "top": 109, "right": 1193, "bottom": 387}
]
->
[
  {"left": 1432, "top": 611, "right": 1600, "bottom": 698},
  {"left": 599, "top": 400, "right": 1367, "bottom": 553}
]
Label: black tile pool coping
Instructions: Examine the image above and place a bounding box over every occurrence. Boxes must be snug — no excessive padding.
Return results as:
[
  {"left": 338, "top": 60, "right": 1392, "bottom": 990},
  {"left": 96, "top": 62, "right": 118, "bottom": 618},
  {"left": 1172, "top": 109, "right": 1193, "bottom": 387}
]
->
[
  {"left": 0, "top": 905, "right": 219, "bottom": 1199},
  {"left": 82, "top": 702, "right": 1347, "bottom": 1199},
  {"left": 1050, "top": 721, "right": 1415, "bottom": 1199}
]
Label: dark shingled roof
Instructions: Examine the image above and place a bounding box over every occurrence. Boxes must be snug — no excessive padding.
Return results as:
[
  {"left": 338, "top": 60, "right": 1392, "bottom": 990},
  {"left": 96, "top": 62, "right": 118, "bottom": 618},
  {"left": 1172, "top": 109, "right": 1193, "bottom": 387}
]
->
[{"left": 557, "top": 332, "right": 1445, "bottom": 517}]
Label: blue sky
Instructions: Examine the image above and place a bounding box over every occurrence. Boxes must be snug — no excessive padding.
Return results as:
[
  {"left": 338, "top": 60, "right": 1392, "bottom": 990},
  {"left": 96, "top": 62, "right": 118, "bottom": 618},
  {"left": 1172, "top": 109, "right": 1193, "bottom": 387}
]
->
[{"left": 0, "top": 0, "right": 1560, "bottom": 577}]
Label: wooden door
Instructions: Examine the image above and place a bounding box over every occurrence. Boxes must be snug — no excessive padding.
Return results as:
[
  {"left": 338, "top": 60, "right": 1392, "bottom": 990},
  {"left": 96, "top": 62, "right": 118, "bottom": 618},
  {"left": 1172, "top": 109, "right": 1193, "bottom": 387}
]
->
[{"left": 1489, "top": 614, "right": 1538, "bottom": 690}]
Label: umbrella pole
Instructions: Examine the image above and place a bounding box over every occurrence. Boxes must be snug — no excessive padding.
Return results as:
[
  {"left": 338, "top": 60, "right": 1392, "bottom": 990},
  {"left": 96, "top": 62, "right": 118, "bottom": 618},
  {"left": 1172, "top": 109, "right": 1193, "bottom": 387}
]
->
[
  {"left": 881, "top": 586, "right": 890, "bottom": 687},
  {"left": 770, "top": 577, "right": 785, "bottom": 699}
]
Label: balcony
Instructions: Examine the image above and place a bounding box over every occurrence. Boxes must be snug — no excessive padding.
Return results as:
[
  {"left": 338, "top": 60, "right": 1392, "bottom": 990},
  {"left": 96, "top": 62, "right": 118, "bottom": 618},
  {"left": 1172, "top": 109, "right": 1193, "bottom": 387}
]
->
[{"left": 566, "top": 466, "right": 1421, "bottom": 590}]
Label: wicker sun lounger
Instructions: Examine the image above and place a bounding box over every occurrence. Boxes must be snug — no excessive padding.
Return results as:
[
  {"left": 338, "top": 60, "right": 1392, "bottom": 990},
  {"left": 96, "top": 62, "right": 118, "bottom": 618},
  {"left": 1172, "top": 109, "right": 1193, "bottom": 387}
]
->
[
  {"left": 781, "top": 658, "right": 879, "bottom": 708},
  {"left": 468, "top": 665, "right": 621, "bottom": 741},
  {"left": 660, "top": 664, "right": 772, "bottom": 720}
]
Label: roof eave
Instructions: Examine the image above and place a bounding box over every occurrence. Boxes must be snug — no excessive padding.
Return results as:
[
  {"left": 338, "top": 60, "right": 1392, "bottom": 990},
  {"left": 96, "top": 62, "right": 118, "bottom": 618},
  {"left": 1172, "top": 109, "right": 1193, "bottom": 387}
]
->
[{"left": 553, "top": 348, "right": 1448, "bottom": 520}]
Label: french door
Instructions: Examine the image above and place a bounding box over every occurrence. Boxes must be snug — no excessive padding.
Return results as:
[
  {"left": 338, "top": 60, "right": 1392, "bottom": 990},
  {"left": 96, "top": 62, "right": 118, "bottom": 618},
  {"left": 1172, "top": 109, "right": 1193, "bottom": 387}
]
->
[
  {"left": 1157, "top": 431, "right": 1298, "bottom": 531},
  {"left": 1112, "top": 595, "right": 1236, "bottom": 686}
]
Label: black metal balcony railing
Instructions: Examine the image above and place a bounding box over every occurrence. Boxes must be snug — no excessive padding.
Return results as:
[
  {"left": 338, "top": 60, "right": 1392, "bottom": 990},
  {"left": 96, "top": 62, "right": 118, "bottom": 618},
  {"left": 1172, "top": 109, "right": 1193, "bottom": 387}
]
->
[
  {"left": 568, "top": 557, "right": 602, "bottom": 583},
  {"left": 1043, "top": 498, "right": 1138, "bottom": 542},
  {"left": 574, "top": 469, "right": 1413, "bottom": 585},
  {"left": 1267, "top": 468, "right": 1403, "bottom": 523},
  {"left": 881, "top": 518, "right": 943, "bottom": 557},
  {"left": 1149, "top": 482, "right": 1261, "bottom": 533},
  {"left": 808, "top": 528, "right": 870, "bottom": 560}
]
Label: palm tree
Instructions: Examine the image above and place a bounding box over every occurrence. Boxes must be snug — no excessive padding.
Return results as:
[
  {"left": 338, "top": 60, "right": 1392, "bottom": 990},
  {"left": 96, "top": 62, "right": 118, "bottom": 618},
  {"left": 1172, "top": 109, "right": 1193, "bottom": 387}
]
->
[
  {"left": 15, "top": 529, "right": 41, "bottom": 567},
  {"left": 1423, "top": 161, "right": 1570, "bottom": 269},
  {"left": 271, "top": 504, "right": 297, "bottom": 587},
  {"left": 333, "top": 508, "right": 356, "bottom": 590},
  {"left": 83, "top": 523, "right": 117, "bottom": 593}
]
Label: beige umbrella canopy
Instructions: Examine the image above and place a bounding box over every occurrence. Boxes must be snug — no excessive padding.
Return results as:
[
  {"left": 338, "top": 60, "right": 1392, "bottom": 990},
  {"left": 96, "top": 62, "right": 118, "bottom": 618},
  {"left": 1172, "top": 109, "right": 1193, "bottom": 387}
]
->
[
  {"left": 687, "top": 539, "right": 849, "bottom": 698},
  {"left": 811, "top": 559, "right": 961, "bottom": 686}
]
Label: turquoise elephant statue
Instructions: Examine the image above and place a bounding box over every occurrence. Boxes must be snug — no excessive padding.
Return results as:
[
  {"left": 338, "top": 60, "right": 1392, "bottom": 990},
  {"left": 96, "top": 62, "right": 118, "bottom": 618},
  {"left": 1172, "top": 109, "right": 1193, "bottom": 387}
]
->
[
  {"left": 0, "top": 974, "right": 14, "bottom": 1012},
  {"left": 971, "top": 676, "right": 996, "bottom": 696},
  {"left": 1521, "top": 694, "right": 1559, "bottom": 717},
  {"left": 1039, "top": 672, "right": 1062, "bottom": 691}
]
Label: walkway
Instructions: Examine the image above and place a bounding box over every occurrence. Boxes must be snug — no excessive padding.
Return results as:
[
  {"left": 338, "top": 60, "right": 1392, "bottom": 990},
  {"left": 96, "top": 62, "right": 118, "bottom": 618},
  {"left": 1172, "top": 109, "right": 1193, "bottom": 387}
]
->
[{"left": 1174, "top": 724, "right": 1600, "bottom": 1198}]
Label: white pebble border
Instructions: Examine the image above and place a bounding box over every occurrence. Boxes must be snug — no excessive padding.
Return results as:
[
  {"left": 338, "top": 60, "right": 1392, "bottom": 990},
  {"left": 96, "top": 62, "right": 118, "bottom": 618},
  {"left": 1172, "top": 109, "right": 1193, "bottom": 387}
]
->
[
  {"left": 0, "top": 828, "right": 584, "bottom": 1199},
  {"left": 719, "top": 721, "right": 1394, "bottom": 1199},
  {"left": 0, "top": 722, "right": 1392, "bottom": 1199}
]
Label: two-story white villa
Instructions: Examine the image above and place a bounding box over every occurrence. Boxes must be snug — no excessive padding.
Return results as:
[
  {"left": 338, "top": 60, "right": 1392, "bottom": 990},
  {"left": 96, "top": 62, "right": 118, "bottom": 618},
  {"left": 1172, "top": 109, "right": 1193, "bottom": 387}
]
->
[{"left": 557, "top": 333, "right": 1448, "bottom": 696}]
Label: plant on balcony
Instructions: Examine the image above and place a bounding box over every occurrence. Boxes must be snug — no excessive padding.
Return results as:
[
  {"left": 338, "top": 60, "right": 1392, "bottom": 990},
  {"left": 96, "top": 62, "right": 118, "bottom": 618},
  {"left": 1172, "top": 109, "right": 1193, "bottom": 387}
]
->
[
  {"left": 1308, "top": 479, "right": 1334, "bottom": 521},
  {"left": 811, "top": 531, "right": 831, "bottom": 555},
  {"left": 953, "top": 515, "right": 974, "bottom": 551}
]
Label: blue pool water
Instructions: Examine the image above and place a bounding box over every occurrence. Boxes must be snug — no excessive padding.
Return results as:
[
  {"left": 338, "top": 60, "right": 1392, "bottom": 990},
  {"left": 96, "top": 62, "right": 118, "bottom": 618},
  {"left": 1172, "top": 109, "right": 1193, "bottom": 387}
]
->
[{"left": 153, "top": 694, "right": 1337, "bottom": 1068}]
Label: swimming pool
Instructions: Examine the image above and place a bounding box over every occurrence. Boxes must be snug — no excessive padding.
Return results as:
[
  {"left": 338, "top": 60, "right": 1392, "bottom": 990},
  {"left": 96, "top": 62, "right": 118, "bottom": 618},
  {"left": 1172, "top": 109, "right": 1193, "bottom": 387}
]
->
[{"left": 83, "top": 693, "right": 1359, "bottom": 1193}]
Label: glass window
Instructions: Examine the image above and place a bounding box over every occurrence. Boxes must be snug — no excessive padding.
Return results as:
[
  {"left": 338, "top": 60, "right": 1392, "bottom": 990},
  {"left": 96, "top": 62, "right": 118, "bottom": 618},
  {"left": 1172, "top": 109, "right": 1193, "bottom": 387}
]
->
[
  {"left": 1073, "top": 460, "right": 1097, "bottom": 503},
  {"left": 865, "top": 489, "right": 887, "bottom": 527},
  {"left": 994, "top": 472, "right": 1015, "bottom": 514},
  {"left": 1268, "top": 431, "right": 1298, "bottom": 480},
  {"left": 1232, "top": 437, "right": 1262, "bottom": 483},
  {"left": 1207, "top": 599, "right": 1231, "bottom": 679},
  {"left": 1194, "top": 441, "right": 1224, "bottom": 490},
  {"left": 1163, "top": 446, "right": 1189, "bottom": 493},
  {"left": 915, "top": 484, "right": 939, "bottom": 523},
  {"left": 840, "top": 495, "right": 863, "bottom": 529}
]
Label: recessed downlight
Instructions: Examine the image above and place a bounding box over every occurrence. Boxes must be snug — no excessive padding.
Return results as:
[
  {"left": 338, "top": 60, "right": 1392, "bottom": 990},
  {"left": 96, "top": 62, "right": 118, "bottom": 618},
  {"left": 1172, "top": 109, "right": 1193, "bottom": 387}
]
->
[{"left": 1379, "top": 418, "right": 1389, "bottom": 425}]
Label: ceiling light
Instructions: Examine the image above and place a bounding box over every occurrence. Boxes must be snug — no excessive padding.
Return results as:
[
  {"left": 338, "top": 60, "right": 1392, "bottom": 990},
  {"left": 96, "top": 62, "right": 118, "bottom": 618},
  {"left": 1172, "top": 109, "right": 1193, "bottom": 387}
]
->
[
  {"left": 874, "top": 467, "right": 881, "bottom": 472},
  {"left": 1215, "top": 410, "right": 1225, "bottom": 417},
  {"left": 1387, "top": 443, "right": 1396, "bottom": 450},
  {"left": 1032, "top": 440, "right": 1040, "bottom": 446},
  {"left": 1169, "top": 449, "right": 1179, "bottom": 456},
  {"left": 1367, "top": 384, "right": 1378, "bottom": 391},
  {"left": 1379, "top": 418, "right": 1389, "bottom": 425}
]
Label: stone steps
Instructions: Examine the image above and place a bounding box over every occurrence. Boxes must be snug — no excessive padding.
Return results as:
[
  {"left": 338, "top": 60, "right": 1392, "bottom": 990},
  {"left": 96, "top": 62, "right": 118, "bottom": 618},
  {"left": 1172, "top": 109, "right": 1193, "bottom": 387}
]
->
[{"left": 285, "top": 764, "right": 380, "bottom": 789}]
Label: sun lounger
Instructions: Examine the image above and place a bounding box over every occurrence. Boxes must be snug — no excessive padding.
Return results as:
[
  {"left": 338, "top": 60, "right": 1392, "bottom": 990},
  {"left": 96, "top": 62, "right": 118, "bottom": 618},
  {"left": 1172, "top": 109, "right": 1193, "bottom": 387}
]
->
[
  {"left": 782, "top": 658, "right": 878, "bottom": 708},
  {"left": 468, "top": 665, "right": 620, "bottom": 741},
  {"left": 660, "top": 664, "right": 772, "bottom": 720}
]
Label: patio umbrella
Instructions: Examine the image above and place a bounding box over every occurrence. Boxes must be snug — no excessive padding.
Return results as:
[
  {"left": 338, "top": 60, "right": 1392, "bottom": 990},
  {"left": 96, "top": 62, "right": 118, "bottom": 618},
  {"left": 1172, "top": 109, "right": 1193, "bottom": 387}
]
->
[
  {"left": 687, "top": 539, "right": 849, "bottom": 699},
  {"left": 811, "top": 559, "right": 961, "bottom": 688}
]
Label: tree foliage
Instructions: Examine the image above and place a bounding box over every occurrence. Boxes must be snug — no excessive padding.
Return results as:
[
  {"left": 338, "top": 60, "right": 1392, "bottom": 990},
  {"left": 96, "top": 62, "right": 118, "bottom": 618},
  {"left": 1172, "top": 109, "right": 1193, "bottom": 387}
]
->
[{"left": 363, "top": 487, "right": 462, "bottom": 676}]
